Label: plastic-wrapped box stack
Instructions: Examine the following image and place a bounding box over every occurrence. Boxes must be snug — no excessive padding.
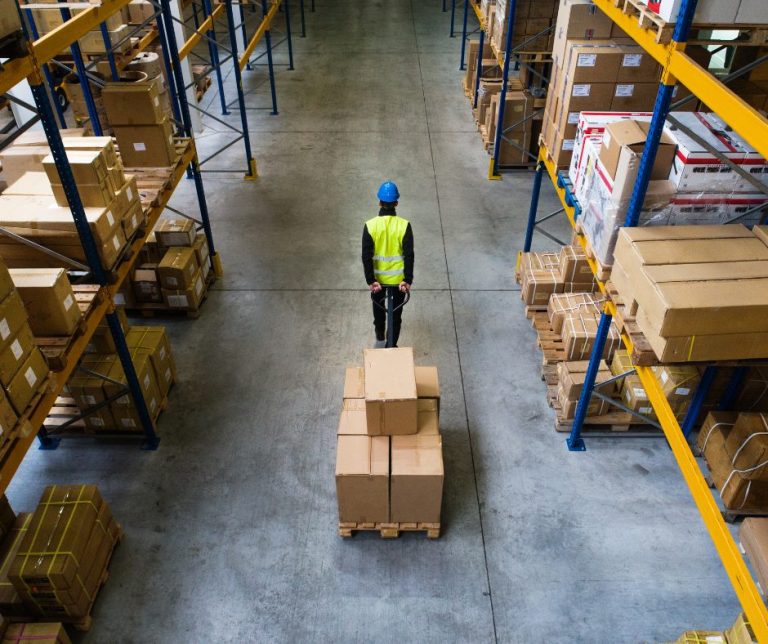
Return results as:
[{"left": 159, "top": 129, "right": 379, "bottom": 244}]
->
[
  {"left": 8, "top": 485, "right": 120, "bottom": 625},
  {"left": 336, "top": 348, "right": 443, "bottom": 533},
  {"left": 518, "top": 244, "right": 600, "bottom": 308}
]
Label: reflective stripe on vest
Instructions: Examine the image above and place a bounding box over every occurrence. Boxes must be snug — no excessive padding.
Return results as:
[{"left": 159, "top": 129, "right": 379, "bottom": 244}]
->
[{"left": 366, "top": 215, "right": 409, "bottom": 285}]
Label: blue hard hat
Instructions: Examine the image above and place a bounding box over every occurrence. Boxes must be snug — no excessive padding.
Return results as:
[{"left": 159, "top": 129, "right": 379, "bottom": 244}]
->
[{"left": 377, "top": 181, "right": 400, "bottom": 203}]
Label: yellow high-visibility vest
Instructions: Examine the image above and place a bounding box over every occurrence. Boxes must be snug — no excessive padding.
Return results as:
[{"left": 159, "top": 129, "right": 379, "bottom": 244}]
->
[{"left": 366, "top": 215, "right": 409, "bottom": 285}]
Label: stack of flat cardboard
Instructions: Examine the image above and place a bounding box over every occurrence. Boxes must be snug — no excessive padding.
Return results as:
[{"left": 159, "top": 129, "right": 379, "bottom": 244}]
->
[
  {"left": 518, "top": 244, "right": 599, "bottom": 307},
  {"left": 128, "top": 219, "right": 209, "bottom": 311},
  {"left": 336, "top": 348, "right": 443, "bottom": 528},
  {"left": 102, "top": 78, "right": 178, "bottom": 167},
  {"left": 611, "top": 225, "right": 768, "bottom": 362},
  {"left": 698, "top": 411, "right": 768, "bottom": 511},
  {"left": 9, "top": 485, "right": 120, "bottom": 623}
]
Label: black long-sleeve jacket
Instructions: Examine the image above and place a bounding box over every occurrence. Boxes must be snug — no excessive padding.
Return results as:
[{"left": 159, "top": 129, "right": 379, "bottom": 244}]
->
[{"left": 362, "top": 206, "right": 414, "bottom": 285}]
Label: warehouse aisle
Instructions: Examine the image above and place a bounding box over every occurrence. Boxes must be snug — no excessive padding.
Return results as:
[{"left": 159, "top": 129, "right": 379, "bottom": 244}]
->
[{"left": 10, "top": 2, "right": 742, "bottom": 642}]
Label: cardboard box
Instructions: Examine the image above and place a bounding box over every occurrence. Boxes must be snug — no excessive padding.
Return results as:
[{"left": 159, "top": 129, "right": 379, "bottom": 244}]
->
[
  {"left": 335, "top": 435, "right": 389, "bottom": 523},
  {"left": 6, "top": 349, "right": 47, "bottom": 415},
  {"left": 102, "top": 79, "right": 164, "bottom": 126},
  {"left": 723, "top": 413, "right": 768, "bottom": 480},
  {"left": 0, "top": 291, "right": 29, "bottom": 353},
  {"left": 0, "top": 513, "right": 32, "bottom": 619},
  {"left": 108, "top": 351, "right": 162, "bottom": 419},
  {"left": 598, "top": 120, "right": 675, "bottom": 182},
  {"left": 113, "top": 118, "right": 176, "bottom": 167},
  {"left": 621, "top": 375, "right": 655, "bottom": 418},
  {"left": 1, "top": 622, "right": 72, "bottom": 644},
  {"left": 0, "top": 324, "right": 34, "bottom": 387},
  {"left": 558, "top": 245, "right": 592, "bottom": 283},
  {"left": 161, "top": 267, "right": 205, "bottom": 311},
  {"left": 126, "top": 326, "right": 175, "bottom": 398},
  {"left": 414, "top": 366, "right": 440, "bottom": 402},
  {"left": 556, "top": 359, "right": 614, "bottom": 401},
  {"left": 42, "top": 149, "right": 108, "bottom": 187},
  {"left": 520, "top": 269, "right": 564, "bottom": 306},
  {"left": 157, "top": 247, "right": 199, "bottom": 290},
  {"left": 548, "top": 293, "right": 603, "bottom": 335},
  {"left": 704, "top": 429, "right": 768, "bottom": 511},
  {"left": 740, "top": 518, "right": 768, "bottom": 604},
  {"left": 650, "top": 364, "right": 700, "bottom": 418},
  {"left": 363, "top": 348, "right": 418, "bottom": 436},
  {"left": 10, "top": 269, "right": 82, "bottom": 337},
  {"left": 725, "top": 613, "right": 758, "bottom": 644},
  {"left": 132, "top": 264, "right": 162, "bottom": 303},
  {"left": 0, "top": 389, "right": 18, "bottom": 439},
  {"left": 561, "top": 312, "right": 620, "bottom": 361},
  {"left": 4, "top": 172, "right": 55, "bottom": 199},
  {"left": 696, "top": 411, "right": 738, "bottom": 454},
  {"left": 337, "top": 407, "right": 367, "bottom": 436},
  {"left": 390, "top": 434, "right": 443, "bottom": 523},
  {"left": 0, "top": 264, "right": 15, "bottom": 306},
  {"left": 192, "top": 234, "right": 210, "bottom": 272},
  {"left": 154, "top": 219, "right": 195, "bottom": 247},
  {"left": 10, "top": 485, "right": 103, "bottom": 593}
]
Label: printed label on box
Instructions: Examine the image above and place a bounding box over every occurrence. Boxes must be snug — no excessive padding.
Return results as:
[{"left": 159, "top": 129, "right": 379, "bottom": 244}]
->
[
  {"left": 0, "top": 319, "right": 9, "bottom": 341},
  {"left": 568, "top": 112, "right": 580, "bottom": 124},
  {"left": 63, "top": 294, "right": 74, "bottom": 310},
  {"left": 634, "top": 387, "right": 646, "bottom": 399},
  {"left": 121, "top": 418, "right": 136, "bottom": 428},
  {"left": 675, "top": 387, "right": 690, "bottom": 396},
  {"left": 195, "top": 276, "right": 203, "bottom": 297},
  {"left": 159, "top": 346, "right": 166, "bottom": 360},
  {"left": 134, "top": 142, "right": 146, "bottom": 152},
  {"left": 563, "top": 139, "right": 575, "bottom": 151},
  {"left": 577, "top": 54, "right": 597, "bottom": 67},
  {"left": 113, "top": 236, "right": 121, "bottom": 250},
  {"left": 167, "top": 277, "right": 178, "bottom": 287},
  {"left": 10, "top": 340, "right": 22, "bottom": 360},
  {"left": 639, "top": 406, "right": 652, "bottom": 415},
  {"left": 622, "top": 54, "right": 642, "bottom": 67},
  {"left": 131, "top": 214, "right": 138, "bottom": 229},
  {"left": 660, "top": 371, "right": 669, "bottom": 384},
  {"left": 114, "top": 293, "right": 126, "bottom": 306},
  {"left": 165, "top": 367, "right": 171, "bottom": 382},
  {"left": 144, "top": 373, "right": 150, "bottom": 389},
  {"left": 615, "top": 84, "right": 635, "bottom": 97},
  {"left": 127, "top": 187, "right": 134, "bottom": 201},
  {"left": 150, "top": 397, "right": 157, "bottom": 412},
  {"left": 572, "top": 84, "right": 591, "bottom": 97},
  {"left": 25, "top": 366, "right": 37, "bottom": 387},
  {"left": 167, "top": 294, "right": 188, "bottom": 308},
  {"left": 84, "top": 395, "right": 96, "bottom": 405}
]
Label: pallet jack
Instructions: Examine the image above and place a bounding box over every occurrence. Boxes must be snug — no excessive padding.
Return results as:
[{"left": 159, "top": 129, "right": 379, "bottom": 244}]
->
[{"left": 371, "top": 285, "right": 410, "bottom": 349}]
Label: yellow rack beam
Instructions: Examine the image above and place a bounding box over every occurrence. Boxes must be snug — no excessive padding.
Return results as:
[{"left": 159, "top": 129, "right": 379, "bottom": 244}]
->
[
  {"left": 179, "top": 4, "right": 224, "bottom": 61},
  {"left": 239, "top": 0, "right": 282, "bottom": 72},
  {"left": 590, "top": 0, "right": 768, "bottom": 161},
  {"left": 537, "top": 144, "right": 768, "bottom": 640}
]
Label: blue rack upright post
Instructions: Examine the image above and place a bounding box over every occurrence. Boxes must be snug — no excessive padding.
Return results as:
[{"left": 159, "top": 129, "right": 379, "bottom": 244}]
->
[{"left": 489, "top": 0, "right": 518, "bottom": 179}]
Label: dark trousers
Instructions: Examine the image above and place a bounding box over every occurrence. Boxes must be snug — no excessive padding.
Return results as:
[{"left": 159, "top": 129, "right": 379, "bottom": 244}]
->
[{"left": 371, "top": 288, "right": 406, "bottom": 346}]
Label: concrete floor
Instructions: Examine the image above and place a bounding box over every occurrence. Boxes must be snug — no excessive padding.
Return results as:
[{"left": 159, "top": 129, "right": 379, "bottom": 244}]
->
[{"left": 8, "top": 1, "right": 743, "bottom": 642}]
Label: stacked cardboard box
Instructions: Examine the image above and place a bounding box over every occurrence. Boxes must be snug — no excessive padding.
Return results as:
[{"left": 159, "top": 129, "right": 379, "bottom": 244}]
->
[
  {"left": 337, "top": 349, "right": 443, "bottom": 528},
  {"left": 0, "top": 262, "right": 50, "bottom": 437},
  {"left": 62, "top": 72, "right": 110, "bottom": 135},
  {"left": 739, "top": 518, "right": 768, "bottom": 597},
  {"left": 9, "top": 269, "right": 82, "bottom": 337},
  {"left": 518, "top": 244, "right": 599, "bottom": 307},
  {"left": 0, "top": 138, "right": 143, "bottom": 270},
  {"left": 29, "top": 5, "right": 130, "bottom": 54},
  {"left": 491, "top": 0, "right": 557, "bottom": 54},
  {"left": 66, "top": 324, "right": 175, "bottom": 433},
  {"left": 103, "top": 78, "right": 177, "bottom": 167},
  {"left": 1, "top": 623, "right": 71, "bottom": 644},
  {"left": 9, "top": 485, "right": 120, "bottom": 622},
  {"left": 611, "top": 225, "right": 768, "bottom": 362},
  {"left": 555, "top": 359, "right": 614, "bottom": 418},
  {"left": 698, "top": 411, "right": 768, "bottom": 511},
  {"left": 129, "top": 219, "right": 209, "bottom": 311},
  {"left": 0, "top": 129, "right": 85, "bottom": 187},
  {"left": 568, "top": 111, "right": 768, "bottom": 268}
]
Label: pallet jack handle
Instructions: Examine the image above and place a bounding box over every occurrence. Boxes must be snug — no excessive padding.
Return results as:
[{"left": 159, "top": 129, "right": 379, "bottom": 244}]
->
[{"left": 371, "top": 285, "right": 411, "bottom": 348}]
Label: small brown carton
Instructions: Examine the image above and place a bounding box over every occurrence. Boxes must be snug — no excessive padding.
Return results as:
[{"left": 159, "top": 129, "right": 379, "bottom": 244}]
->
[
  {"left": 0, "top": 291, "right": 29, "bottom": 352},
  {"left": 363, "top": 348, "right": 418, "bottom": 436},
  {"left": 0, "top": 324, "right": 34, "bottom": 387},
  {"left": 101, "top": 79, "right": 164, "bottom": 126},
  {"left": 154, "top": 219, "right": 195, "bottom": 247},
  {"left": 161, "top": 267, "right": 205, "bottom": 311},
  {"left": 390, "top": 434, "right": 444, "bottom": 523},
  {"left": 6, "top": 349, "right": 48, "bottom": 415},
  {"left": 157, "top": 247, "right": 199, "bottom": 290},
  {"left": 415, "top": 366, "right": 440, "bottom": 402},
  {"left": 335, "top": 435, "right": 389, "bottom": 523},
  {"left": 10, "top": 269, "right": 82, "bottom": 337}
]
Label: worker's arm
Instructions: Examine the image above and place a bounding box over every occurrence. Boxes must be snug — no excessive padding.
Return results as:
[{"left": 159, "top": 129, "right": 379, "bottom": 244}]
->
[
  {"left": 362, "top": 225, "right": 376, "bottom": 285},
  {"left": 402, "top": 223, "right": 414, "bottom": 284}
]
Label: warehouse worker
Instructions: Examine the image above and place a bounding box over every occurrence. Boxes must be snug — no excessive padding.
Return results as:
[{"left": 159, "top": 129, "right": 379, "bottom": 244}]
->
[{"left": 362, "top": 181, "right": 414, "bottom": 348}]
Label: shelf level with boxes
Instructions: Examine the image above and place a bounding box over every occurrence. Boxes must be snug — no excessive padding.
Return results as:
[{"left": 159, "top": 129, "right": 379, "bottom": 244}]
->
[{"left": 0, "top": 0, "right": 222, "bottom": 495}]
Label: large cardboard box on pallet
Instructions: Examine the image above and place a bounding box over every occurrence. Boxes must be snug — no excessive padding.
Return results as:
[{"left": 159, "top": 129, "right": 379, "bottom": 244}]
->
[
  {"left": 154, "top": 219, "right": 196, "bottom": 248},
  {"left": 102, "top": 79, "right": 165, "bottom": 126},
  {"left": 107, "top": 351, "right": 162, "bottom": 420},
  {"left": 0, "top": 325, "right": 35, "bottom": 387},
  {"left": 9, "top": 269, "right": 81, "bottom": 337},
  {"left": 335, "top": 435, "right": 389, "bottom": 523},
  {"left": 0, "top": 291, "right": 28, "bottom": 353},
  {"left": 113, "top": 118, "right": 176, "bottom": 167},
  {"left": 161, "top": 267, "right": 205, "bottom": 311},
  {"left": 390, "top": 434, "right": 443, "bottom": 523},
  {"left": 723, "top": 413, "right": 768, "bottom": 479},
  {"left": 363, "top": 348, "right": 418, "bottom": 436},
  {"left": 344, "top": 365, "right": 439, "bottom": 405},
  {"left": 157, "top": 247, "right": 199, "bottom": 290},
  {"left": 126, "top": 327, "right": 175, "bottom": 398}
]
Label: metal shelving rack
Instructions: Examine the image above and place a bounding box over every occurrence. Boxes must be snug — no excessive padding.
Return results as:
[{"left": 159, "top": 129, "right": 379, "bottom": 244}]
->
[
  {"left": 521, "top": 0, "right": 768, "bottom": 637},
  {"left": 0, "top": 0, "right": 222, "bottom": 492},
  {"left": 452, "top": 0, "right": 553, "bottom": 178}
]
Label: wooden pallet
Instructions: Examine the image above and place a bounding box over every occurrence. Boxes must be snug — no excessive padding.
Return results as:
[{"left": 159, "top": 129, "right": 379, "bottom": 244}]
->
[
  {"left": 612, "top": 0, "right": 768, "bottom": 45},
  {"left": 554, "top": 403, "right": 660, "bottom": 433},
  {"left": 43, "top": 393, "right": 169, "bottom": 436},
  {"left": 339, "top": 522, "right": 440, "bottom": 539},
  {"left": 529, "top": 312, "right": 566, "bottom": 384},
  {"left": 605, "top": 282, "right": 659, "bottom": 367},
  {"left": 35, "top": 286, "right": 105, "bottom": 371}
]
